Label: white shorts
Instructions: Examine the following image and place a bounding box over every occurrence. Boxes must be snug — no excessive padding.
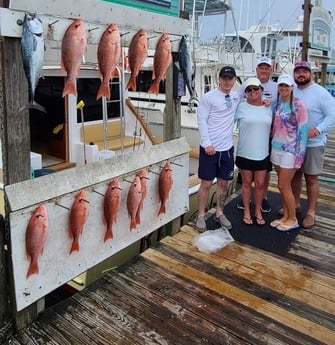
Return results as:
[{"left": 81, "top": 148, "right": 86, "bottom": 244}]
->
[{"left": 271, "top": 149, "right": 295, "bottom": 169}]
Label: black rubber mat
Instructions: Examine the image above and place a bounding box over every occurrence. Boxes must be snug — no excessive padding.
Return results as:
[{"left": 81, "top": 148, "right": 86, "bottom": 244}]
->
[{"left": 206, "top": 192, "right": 307, "bottom": 256}]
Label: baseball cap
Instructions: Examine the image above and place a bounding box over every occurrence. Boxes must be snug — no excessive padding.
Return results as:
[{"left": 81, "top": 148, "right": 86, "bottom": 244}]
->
[
  {"left": 257, "top": 56, "right": 272, "bottom": 67},
  {"left": 244, "top": 77, "right": 263, "bottom": 91},
  {"left": 219, "top": 66, "right": 236, "bottom": 78},
  {"left": 277, "top": 74, "right": 295, "bottom": 86},
  {"left": 294, "top": 60, "right": 311, "bottom": 72}
]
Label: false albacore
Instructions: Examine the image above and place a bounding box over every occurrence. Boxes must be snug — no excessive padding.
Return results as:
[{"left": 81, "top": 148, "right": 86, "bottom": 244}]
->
[
  {"left": 20, "top": 12, "right": 46, "bottom": 113},
  {"left": 178, "top": 35, "right": 198, "bottom": 104}
]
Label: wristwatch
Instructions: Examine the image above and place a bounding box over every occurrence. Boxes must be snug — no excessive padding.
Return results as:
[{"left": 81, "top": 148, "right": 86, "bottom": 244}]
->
[{"left": 314, "top": 129, "right": 320, "bottom": 136}]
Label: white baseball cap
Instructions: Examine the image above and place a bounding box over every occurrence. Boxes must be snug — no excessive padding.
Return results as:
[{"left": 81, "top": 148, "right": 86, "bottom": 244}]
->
[
  {"left": 277, "top": 74, "right": 295, "bottom": 86},
  {"left": 257, "top": 56, "right": 272, "bottom": 67},
  {"left": 244, "top": 77, "right": 263, "bottom": 91}
]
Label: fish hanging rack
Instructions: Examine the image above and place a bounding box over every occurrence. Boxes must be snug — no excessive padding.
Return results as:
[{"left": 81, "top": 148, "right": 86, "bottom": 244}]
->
[{"left": 0, "top": 7, "right": 188, "bottom": 52}]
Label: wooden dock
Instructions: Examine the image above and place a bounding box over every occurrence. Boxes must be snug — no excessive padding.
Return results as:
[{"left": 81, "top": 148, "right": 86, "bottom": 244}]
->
[{"left": 5, "top": 133, "right": 335, "bottom": 345}]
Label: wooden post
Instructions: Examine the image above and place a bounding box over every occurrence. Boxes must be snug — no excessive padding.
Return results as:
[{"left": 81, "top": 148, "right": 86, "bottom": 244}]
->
[
  {"left": 0, "top": 19, "right": 38, "bottom": 332},
  {"left": 163, "top": 52, "right": 181, "bottom": 141},
  {"left": 0, "top": 1, "right": 17, "bottom": 337},
  {"left": 301, "top": 0, "right": 312, "bottom": 61}
]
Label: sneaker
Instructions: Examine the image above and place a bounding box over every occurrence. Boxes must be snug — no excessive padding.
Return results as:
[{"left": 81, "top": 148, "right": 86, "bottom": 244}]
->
[
  {"left": 214, "top": 214, "right": 232, "bottom": 230},
  {"left": 195, "top": 216, "right": 207, "bottom": 232},
  {"left": 261, "top": 199, "right": 272, "bottom": 213},
  {"left": 236, "top": 199, "right": 244, "bottom": 210}
]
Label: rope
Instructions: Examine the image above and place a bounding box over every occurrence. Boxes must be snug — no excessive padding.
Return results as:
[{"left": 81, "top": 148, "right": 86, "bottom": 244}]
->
[
  {"left": 0, "top": 319, "right": 14, "bottom": 342},
  {"left": 319, "top": 176, "right": 335, "bottom": 183}
]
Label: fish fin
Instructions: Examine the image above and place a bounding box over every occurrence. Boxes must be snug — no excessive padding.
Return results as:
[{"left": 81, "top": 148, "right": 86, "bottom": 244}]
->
[
  {"left": 148, "top": 81, "right": 159, "bottom": 95},
  {"left": 104, "top": 227, "right": 113, "bottom": 242},
  {"left": 70, "top": 239, "right": 79, "bottom": 254},
  {"left": 158, "top": 203, "right": 166, "bottom": 216},
  {"left": 62, "top": 78, "right": 77, "bottom": 98},
  {"left": 26, "top": 258, "right": 39, "bottom": 279},
  {"left": 19, "top": 101, "right": 47, "bottom": 114},
  {"left": 96, "top": 82, "right": 111, "bottom": 100},
  {"left": 126, "top": 77, "right": 137, "bottom": 91}
]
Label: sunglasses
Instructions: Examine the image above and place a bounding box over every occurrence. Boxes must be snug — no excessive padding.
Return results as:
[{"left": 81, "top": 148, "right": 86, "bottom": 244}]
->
[
  {"left": 225, "top": 94, "right": 232, "bottom": 108},
  {"left": 246, "top": 86, "right": 260, "bottom": 93}
]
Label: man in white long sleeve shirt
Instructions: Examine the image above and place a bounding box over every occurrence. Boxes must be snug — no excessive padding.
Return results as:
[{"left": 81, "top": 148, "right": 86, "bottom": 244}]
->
[{"left": 195, "top": 66, "right": 240, "bottom": 232}]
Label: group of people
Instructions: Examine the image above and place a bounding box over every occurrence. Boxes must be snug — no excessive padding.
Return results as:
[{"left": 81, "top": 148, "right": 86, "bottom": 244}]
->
[{"left": 195, "top": 57, "right": 335, "bottom": 233}]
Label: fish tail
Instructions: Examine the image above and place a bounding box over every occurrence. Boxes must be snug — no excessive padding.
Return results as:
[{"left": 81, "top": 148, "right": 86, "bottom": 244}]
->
[
  {"left": 26, "top": 258, "right": 39, "bottom": 279},
  {"left": 135, "top": 210, "right": 141, "bottom": 225},
  {"left": 104, "top": 227, "right": 113, "bottom": 242},
  {"left": 70, "top": 239, "right": 80, "bottom": 254},
  {"left": 62, "top": 78, "right": 77, "bottom": 98},
  {"left": 126, "top": 76, "right": 137, "bottom": 91},
  {"left": 148, "top": 81, "right": 159, "bottom": 95},
  {"left": 158, "top": 203, "right": 166, "bottom": 216},
  {"left": 19, "top": 101, "right": 47, "bottom": 114},
  {"left": 130, "top": 218, "right": 137, "bottom": 231},
  {"left": 96, "top": 82, "right": 111, "bottom": 100}
]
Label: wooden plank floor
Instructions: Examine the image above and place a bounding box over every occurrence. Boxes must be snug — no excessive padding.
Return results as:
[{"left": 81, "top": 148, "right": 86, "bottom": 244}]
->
[{"left": 5, "top": 133, "right": 335, "bottom": 345}]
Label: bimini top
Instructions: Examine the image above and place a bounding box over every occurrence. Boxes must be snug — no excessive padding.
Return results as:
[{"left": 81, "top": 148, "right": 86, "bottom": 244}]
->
[{"left": 184, "top": 0, "right": 231, "bottom": 16}]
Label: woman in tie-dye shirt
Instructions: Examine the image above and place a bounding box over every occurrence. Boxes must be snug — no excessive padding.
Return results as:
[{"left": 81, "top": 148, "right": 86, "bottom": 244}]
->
[{"left": 270, "top": 74, "right": 308, "bottom": 231}]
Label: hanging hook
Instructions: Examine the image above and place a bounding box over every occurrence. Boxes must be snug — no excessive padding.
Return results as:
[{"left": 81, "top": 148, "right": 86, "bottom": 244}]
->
[
  {"left": 48, "top": 19, "right": 59, "bottom": 28},
  {"left": 55, "top": 202, "right": 70, "bottom": 210},
  {"left": 120, "top": 31, "right": 131, "bottom": 37},
  {"left": 88, "top": 26, "right": 99, "bottom": 33}
]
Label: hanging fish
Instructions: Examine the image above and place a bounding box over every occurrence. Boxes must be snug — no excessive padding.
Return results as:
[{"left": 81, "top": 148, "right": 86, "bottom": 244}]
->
[
  {"left": 126, "top": 28, "right": 148, "bottom": 91},
  {"left": 148, "top": 33, "right": 172, "bottom": 95},
  {"left": 126, "top": 175, "right": 142, "bottom": 230},
  {"left": 158, "top": 161, "right": 173, "bottom": 216},
  {"left": 97, "top": 23, "right": 121, "bottom": 100},
  {"left": 25, "top": 205, "right": 48, "bottom": 278},
  {"left": 19, "top": 12, "right": 46, "bottom": 113},
  {"left": 61, "top": 19, "right": 87, "bottom": 98},
  {"left": 103, "top": 178, "right": 122, "bottom": 242},
  {"left": 179, "top": 35, "right": 198, "bottom": 103},
  {"left": 136, "top": 168, "right": 149, "bottom": 224},
  {"left": 69, "top": 190, "right": 89, "bottom": 254}
]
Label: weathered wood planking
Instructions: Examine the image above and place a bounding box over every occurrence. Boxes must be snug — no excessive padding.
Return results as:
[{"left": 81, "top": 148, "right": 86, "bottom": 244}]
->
[{"left": 6, "top": 219, "right": 335, "bottom": 345}]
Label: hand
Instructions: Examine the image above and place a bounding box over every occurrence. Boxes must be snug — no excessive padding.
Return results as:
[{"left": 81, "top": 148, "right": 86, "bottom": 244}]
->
[
  {"left": 308, "top": 128, "right": 319, "bottom": 138},
  {"left": 205, "top": 145, "right": 216, "bottom": 155},
  {"left": 262, "top": 99, "right": 271, "bottom": 107}
]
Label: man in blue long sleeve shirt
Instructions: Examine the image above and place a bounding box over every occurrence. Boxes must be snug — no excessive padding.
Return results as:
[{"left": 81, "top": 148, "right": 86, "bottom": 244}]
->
[{"left": 291, "top": 60, "right": 335, "bottom": 229}]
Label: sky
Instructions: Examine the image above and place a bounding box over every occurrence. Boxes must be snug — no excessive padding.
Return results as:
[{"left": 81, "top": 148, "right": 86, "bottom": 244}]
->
[{"left": 199, "top": 0, "right": 335, "bottom": 46}]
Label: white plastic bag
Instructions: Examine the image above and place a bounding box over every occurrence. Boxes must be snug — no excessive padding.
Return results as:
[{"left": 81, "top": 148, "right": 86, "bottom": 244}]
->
[{"left": 193, "top": 228, "right": 234, "bottom": 253}]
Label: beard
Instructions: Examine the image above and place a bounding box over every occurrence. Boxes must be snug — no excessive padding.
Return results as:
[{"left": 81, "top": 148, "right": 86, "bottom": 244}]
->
[{"left": 295, "top": 76, "right": 311, "bottom": 86}]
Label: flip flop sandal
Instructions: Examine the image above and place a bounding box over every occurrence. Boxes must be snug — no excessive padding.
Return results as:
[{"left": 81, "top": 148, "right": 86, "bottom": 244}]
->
[
  {"left": 243, "top": 216, "right": 253, "bottom": 225},
  {"left": 276, "top": 223, "right": 299, "bottom": 231},
  {"left": 254, "top": 216, "right": 266, "bottom": 226},
  {"left": 302, "top": 215, "right": 315, "bottom": 229},
  {"left": 270, "top": 219, "right": 282, "bottom": 227}
]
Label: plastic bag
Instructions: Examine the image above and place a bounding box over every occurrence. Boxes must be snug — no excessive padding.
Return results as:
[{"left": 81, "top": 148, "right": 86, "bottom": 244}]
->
[{"left": 193, "top": 228, "right": 234, "bottom": 253}]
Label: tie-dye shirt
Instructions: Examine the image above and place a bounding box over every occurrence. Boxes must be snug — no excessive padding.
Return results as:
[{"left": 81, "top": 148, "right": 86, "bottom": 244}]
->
[{"left": 271, "top": 97, "right": 308, "bottom": 168}]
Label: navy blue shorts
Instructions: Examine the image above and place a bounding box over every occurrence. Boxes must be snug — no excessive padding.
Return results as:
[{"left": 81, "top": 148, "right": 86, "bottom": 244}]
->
[{"left": 198, "top": 146, "right": 235, "bottom": 181}]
